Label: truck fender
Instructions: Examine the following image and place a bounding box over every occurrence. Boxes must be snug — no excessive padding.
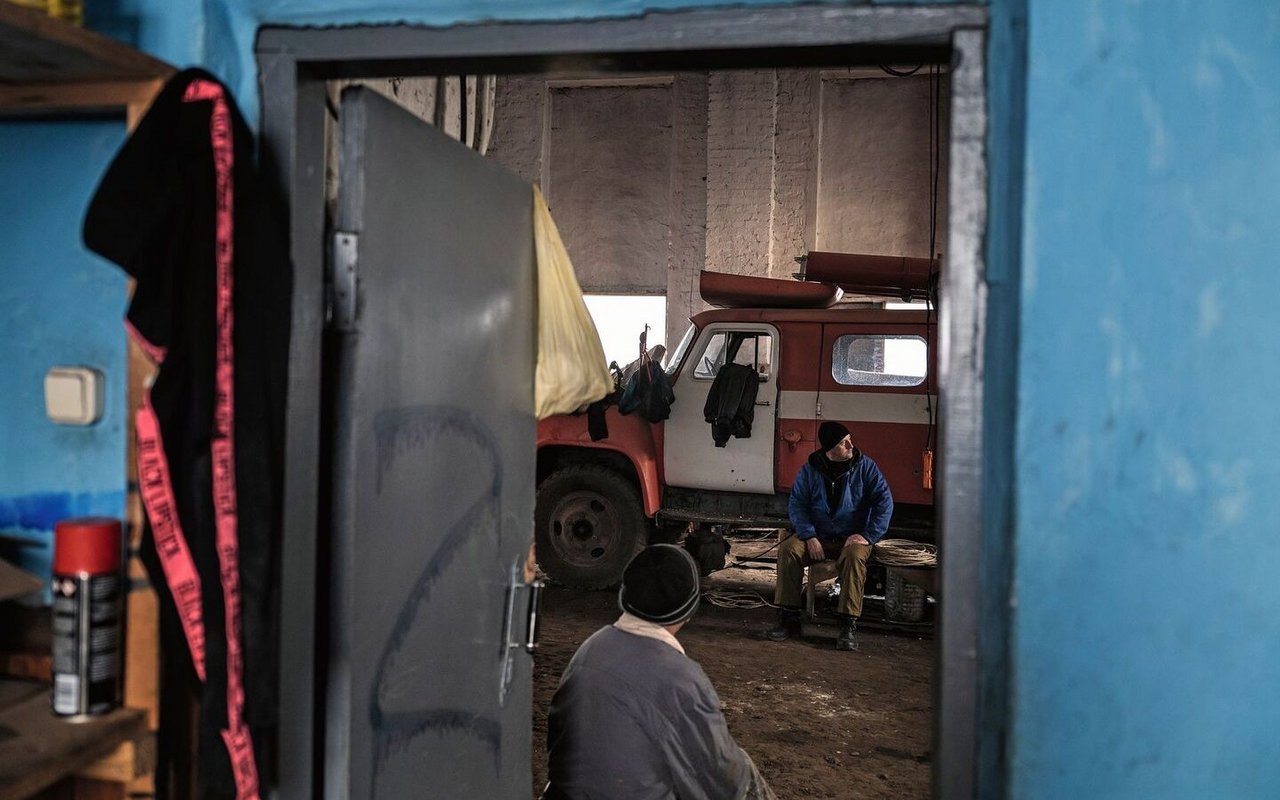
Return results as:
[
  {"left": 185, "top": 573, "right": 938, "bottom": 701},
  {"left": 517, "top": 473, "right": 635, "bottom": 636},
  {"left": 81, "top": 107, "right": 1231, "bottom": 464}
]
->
[{"left": 537, "top": 414, "right": 663, "bottom": 518}]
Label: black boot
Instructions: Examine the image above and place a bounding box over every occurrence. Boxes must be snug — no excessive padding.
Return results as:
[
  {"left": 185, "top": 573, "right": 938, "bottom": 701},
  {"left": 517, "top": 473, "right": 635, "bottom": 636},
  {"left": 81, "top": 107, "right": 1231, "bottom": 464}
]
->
[
  {"left": 836, "top": 615, "right": 858, "bottom": 651},
  {"left": 764, "top": 607, "right": 802, "bottom": 641}
]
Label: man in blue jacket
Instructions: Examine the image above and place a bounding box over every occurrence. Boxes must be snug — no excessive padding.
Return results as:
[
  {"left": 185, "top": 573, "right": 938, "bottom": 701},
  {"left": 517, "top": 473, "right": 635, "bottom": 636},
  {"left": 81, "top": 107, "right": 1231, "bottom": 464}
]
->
[{"left": 766, "top": 421, "right": 893, "bottom": 651}]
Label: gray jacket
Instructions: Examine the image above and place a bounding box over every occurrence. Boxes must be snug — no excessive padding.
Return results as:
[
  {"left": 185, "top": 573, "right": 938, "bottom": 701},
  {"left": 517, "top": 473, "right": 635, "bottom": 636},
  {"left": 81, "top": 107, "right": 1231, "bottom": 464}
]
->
[{"left": 545, "top": 625, "right": 767, "bottom": 800}]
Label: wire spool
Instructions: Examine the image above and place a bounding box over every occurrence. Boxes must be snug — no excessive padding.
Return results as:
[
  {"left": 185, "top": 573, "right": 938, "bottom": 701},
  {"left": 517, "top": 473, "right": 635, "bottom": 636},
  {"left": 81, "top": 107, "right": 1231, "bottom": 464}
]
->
[{"left": 872, "top": 538, "right": 937, "bottom": 568}]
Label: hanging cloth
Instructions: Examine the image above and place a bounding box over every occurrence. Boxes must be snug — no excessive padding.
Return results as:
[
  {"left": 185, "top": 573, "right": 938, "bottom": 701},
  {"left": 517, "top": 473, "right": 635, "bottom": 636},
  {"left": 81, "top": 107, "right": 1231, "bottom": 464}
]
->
[{"left": 83, "top": 68, "right": 287, "bottom": 800}]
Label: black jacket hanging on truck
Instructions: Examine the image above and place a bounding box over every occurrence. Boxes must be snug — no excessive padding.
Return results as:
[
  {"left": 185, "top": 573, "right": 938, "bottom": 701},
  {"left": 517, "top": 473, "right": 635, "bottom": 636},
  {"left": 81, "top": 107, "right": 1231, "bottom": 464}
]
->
[
  {"left": 83, "top": 69, "right": 289, "bottom": 800},
  {"left": 703, "top": 363, "right": 759, "bottom": 446}
]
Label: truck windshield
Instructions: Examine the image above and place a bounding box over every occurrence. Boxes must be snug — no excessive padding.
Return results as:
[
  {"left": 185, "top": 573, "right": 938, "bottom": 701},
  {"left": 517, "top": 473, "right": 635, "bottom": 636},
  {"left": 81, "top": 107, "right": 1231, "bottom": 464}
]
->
[{"left": 665, "top": 324, "right": 697, "bottom": 376}]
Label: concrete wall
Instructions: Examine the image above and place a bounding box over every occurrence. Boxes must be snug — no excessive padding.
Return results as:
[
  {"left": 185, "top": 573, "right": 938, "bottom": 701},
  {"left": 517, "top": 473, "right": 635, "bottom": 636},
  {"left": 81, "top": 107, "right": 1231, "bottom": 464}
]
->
[
  {"left": 705, "top": 70, "right": 775, "bottom": 277},
  {"left": 487, "top": 69, "right": 939, "bottom": 345},
  {"left": 487, "top": 74, "right": 710, "bottom": 347},
  {"left": 545, "top": 82, "right": 673, "bottom": 294},
  {"left": 817, "top": 72, "right": 949, "bottom": 259}
]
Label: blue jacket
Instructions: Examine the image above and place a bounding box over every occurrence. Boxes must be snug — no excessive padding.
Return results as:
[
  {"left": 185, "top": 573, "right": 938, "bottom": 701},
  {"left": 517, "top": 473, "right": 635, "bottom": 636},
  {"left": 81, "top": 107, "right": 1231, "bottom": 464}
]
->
[{"left": 788, "top": 450, "right": 894, "bottom": 543}]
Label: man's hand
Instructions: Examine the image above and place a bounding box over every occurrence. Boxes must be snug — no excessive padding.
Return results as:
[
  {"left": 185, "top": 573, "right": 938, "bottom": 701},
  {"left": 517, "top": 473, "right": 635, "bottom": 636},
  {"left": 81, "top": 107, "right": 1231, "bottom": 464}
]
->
[
  {"left": 846, "top": 534, "right": 870, "bottom": 547},
  {"left": 805, "top": 537, "right": 826, "bottom": 562}
]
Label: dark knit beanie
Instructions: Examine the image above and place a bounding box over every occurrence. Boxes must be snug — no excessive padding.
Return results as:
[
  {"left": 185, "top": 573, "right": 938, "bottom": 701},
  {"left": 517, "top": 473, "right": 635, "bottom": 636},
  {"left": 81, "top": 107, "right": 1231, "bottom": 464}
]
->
[
  {"left": 618, "top": 544, "right": 701, "bottom": 626},
  {"left": 819, "top": 421, "right": 851, "bottom": 452}
]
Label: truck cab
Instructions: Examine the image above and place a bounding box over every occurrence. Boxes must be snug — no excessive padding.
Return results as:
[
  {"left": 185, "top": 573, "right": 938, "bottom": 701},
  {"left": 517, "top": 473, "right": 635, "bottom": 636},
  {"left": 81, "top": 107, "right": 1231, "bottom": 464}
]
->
[{"left": 535, "top": 266, "right": 938, "bottom": 588}]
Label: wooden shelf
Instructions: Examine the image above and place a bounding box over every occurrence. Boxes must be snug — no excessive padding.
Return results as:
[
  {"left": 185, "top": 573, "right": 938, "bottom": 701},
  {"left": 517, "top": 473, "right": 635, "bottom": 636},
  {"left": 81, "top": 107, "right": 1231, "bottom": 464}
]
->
[
  {"left": 0, "top": 686, "right": 147, "bottom": 800},
  {"left": 0, "top": 1, "right": 172, "bottom": 116}
]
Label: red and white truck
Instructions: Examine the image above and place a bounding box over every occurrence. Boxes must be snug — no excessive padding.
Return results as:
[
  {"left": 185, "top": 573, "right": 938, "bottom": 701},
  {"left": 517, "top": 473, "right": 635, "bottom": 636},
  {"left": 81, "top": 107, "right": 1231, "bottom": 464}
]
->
[{"left": 534, "top": 254, "right": 939, "bottom": 588}]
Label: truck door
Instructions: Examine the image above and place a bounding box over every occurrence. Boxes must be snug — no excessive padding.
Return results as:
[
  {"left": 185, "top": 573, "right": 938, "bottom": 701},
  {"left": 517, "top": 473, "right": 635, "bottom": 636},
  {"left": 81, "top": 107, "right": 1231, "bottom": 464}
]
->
[
  {"left": 819, "top": 321, "right": 935, "bottom": 506},
  {"left": 326, "top": 88, "right": 537, "bottom": 798},
  {"left": 774, "top": 322, "right": 823, "bottom": 491},
  {"left": 664, "top": 323, "right": 779, "bottom": 493}
]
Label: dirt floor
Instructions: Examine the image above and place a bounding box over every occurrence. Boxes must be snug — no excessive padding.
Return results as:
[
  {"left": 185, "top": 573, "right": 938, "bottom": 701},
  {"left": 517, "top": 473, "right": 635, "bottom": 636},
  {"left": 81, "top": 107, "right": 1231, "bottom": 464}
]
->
[{"left": 531, "top": 563, "right": 935, "bottom": 799}]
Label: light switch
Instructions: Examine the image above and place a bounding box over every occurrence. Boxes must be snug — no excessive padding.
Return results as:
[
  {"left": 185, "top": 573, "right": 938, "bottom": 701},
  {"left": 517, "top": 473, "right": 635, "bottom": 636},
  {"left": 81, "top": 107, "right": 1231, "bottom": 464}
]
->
[{"left": 45, "top": 366, "right": 104, "bottom": 426}]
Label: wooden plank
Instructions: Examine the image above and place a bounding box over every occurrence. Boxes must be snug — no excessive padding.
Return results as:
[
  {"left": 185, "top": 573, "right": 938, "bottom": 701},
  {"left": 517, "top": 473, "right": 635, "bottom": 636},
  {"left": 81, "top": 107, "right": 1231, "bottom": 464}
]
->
[
  {"left": 111, "top": 276, "right": 159, "bottom": 798},
  {"left": 0, "top": 679, "right": 45, "bottom": 710},
  {"left": 0, "top": 78, "right": 164, "bottom": 116},
  {"left": 0, "top": 3, "right": 171, "bottom": 86},
  {"left": 124, "top": 280, "right": 161, "bottom": 734},
  {"left": 0, "top": 560, "right": 42, "bottom": 603},
  {"left": 30, "top": 776, "right": 126, "bottom": 800},
  {"left": 729, "top": 537, "right": 783, "bottom": 562},
  {"left": 126, "top": 770, "right": 153, "bottom": 795},
  {"left": 122, "top": 585, "right": 157, "bottom": 730},
  {"left": 74, "top": 733, "right": 154, "bottom": 784},
  {"left": 0, "top": 654, "right": 51, "bottom": 683},
  {"left": 0, "top": 695, "right": 145, "bottom": 800}
]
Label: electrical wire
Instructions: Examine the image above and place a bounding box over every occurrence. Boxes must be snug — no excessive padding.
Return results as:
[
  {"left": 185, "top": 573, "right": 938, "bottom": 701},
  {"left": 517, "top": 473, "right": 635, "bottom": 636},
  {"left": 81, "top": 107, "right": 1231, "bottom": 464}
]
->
[
  {"left": 872, "top": 538, "right": 938, "bottom": 568},
  {"left": 880, "top": 64, "right": 924, "bottom": 77},
  {"left": 701, "top": 590, "right": 779, "bottom": 610},
  {"left": 923, "top": 62, "right": 941, "bottom": 459},
  {"left": 698, "top": 534, "right": 785, "bottom": 608}
]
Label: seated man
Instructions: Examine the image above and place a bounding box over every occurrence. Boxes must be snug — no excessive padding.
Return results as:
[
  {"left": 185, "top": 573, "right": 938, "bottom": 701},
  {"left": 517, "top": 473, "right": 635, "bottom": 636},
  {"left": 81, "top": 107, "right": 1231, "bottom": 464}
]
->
[
  {"left": 544, "top": 545, "right": 775, "bottom": 800},
  {"left": 766, "top": 421, "right": 893, "bottom": 651}
]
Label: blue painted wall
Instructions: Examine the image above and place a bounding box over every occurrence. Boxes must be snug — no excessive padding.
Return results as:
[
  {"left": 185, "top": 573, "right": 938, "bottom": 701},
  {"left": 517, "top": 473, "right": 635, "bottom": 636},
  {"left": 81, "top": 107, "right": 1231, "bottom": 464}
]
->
[
  {"left": 15, "top": 0, "right": 1280, "bottom": 795},
  {"left": 0, "top": 121, "right": 129, "bottom": 587},
  {"left": 1013, "top": 2, "right": 1280, "bottom": 798},
  {"left": 85, "top": 0, "right": 204, "bottom": 67}
]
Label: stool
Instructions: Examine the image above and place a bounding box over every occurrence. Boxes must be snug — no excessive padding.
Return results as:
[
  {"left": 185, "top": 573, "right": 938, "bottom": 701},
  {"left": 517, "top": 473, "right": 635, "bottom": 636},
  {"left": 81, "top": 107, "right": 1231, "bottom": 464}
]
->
[
  {"left": 803, "top": 560, "right": 840, "bottom": 623},
  {"left": 774, "top": 530, "right": 849, "bottom": 631}
]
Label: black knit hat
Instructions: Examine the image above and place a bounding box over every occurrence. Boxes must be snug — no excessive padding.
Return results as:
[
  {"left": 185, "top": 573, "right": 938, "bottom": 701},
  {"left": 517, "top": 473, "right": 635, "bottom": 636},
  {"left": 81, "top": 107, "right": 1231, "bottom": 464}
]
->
[
  {"left": 618, "top": 544, "right": 701, "bottom": 626},
  {"left": 819, "top": 421, "right": 851, "bottom": 452}
]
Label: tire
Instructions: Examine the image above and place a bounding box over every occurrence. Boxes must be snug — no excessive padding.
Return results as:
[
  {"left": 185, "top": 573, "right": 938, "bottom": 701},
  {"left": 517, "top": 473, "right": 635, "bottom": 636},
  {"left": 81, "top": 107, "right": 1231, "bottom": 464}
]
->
[{"left": 535, "top": 465, "right": 648, "bottom": 589}]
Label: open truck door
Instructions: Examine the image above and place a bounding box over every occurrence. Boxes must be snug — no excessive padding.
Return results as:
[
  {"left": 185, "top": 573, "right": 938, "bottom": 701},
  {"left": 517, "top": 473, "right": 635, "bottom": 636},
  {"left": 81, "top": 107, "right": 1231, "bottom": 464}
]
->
[
  {"left": 663, "top": 323, "right": 780, "bottom": 493},
  {"left": 326, "top": 87, "right": 537, "bottom": 799}
]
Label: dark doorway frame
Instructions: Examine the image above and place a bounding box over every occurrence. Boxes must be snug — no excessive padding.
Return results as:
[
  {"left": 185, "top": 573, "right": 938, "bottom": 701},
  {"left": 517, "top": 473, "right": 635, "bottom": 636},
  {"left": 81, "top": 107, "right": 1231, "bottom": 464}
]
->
[{"left": 256, "top": 6, "right": 994, "bottom": 798}]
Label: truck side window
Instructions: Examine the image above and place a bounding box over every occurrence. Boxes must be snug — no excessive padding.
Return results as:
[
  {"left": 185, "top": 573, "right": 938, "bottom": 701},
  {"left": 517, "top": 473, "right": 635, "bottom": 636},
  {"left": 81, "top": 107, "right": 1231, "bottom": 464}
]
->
[
  {"left": 832, "top": 334, "right": 926, "bottom": 387},
  {"left": 694, "top": 332, "right": 773, "bottom": 381}
]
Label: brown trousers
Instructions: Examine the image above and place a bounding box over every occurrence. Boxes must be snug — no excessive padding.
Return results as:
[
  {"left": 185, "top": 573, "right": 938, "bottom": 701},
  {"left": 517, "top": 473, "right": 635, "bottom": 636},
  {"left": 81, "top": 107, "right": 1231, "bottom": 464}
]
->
[{"left": 774, "top": 535, "right": 871, "bottom": 617}]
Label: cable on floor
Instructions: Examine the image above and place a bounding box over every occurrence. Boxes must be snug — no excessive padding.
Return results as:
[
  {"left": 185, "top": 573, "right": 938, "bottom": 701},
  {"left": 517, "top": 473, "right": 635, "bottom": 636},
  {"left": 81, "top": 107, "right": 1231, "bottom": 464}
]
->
[{"left": 701, "top": 590, "right": 779, "bottom": 610}]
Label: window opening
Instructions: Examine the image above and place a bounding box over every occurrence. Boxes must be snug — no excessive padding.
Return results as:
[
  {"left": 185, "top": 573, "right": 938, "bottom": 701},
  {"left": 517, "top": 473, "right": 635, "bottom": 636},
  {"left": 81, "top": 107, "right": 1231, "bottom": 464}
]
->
[
  {"left": 694, "top": 331, "right": 773, "bottom": 382},
  {"left": 832, "top": 334, "right": 926, "bottom": 387},
  {"left": 582, "top": 294, "right": 666, "bottom": 369}
]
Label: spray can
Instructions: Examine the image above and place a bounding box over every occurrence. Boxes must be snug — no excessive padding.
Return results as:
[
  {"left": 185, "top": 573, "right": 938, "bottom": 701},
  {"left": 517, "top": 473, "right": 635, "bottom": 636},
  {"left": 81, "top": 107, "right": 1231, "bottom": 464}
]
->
[{"left": 51, "top": 517, "right": 124, "bottom": 719}]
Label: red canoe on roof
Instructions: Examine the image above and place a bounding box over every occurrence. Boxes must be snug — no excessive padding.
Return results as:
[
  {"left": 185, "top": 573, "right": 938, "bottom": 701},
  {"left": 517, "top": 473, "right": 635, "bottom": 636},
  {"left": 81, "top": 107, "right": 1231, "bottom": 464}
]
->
[{"left": 699, "top": 270, "right": 843, "bottom": 309}]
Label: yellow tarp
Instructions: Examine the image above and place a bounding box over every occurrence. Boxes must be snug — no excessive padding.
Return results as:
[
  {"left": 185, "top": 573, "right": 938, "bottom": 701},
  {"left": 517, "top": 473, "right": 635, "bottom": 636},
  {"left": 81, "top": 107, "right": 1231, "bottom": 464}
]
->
[{"left": 533, "top": 186, "right": 613, "bottom": 419}]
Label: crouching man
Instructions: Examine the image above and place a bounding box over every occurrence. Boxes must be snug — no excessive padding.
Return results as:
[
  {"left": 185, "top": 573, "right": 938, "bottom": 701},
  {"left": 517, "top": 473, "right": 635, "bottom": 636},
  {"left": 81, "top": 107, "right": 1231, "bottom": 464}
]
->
[
  {"left": 767, "top": 421, "right": 893, "bottom": 651},
  {"left": 543, "top": 545, "right": 775, "bottom": 800}
]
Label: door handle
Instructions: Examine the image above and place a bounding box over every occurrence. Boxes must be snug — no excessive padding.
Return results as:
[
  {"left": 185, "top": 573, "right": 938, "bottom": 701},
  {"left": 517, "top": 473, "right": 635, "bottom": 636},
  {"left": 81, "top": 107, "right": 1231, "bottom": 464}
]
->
[{"left": 755, "top": 400, "right": 771, "bottom": 406}]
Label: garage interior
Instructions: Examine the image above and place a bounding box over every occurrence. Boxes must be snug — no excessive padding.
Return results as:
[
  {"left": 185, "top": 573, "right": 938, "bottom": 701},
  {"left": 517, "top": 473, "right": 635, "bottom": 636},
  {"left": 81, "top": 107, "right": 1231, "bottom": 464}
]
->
[{"left": 317, "top": 55, "right": 950, "bottom": 799}]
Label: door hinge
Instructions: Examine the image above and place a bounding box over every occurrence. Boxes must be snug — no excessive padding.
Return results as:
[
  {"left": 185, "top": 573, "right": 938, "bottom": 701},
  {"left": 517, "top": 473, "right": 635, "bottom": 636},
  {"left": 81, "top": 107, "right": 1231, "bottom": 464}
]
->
[
  {"left": 499, "top": 558, "right": 544, "bottom": 706},
  {"left": 330, "top": 230, "right": 359, "bottom": 331}
]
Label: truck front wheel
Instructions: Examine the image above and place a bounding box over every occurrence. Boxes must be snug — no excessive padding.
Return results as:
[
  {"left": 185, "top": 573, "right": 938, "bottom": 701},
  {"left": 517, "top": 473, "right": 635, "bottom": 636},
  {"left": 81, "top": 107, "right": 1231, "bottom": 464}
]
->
[{"left": 535, "top": 465, "right": 647, "bottom": 589}]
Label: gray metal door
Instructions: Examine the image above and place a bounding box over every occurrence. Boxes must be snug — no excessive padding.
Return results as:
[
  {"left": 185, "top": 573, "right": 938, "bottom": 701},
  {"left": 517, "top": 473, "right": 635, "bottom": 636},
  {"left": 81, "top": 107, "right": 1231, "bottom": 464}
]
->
[{"left": 327, "top": 87, "right": 537, "bottom": 799}]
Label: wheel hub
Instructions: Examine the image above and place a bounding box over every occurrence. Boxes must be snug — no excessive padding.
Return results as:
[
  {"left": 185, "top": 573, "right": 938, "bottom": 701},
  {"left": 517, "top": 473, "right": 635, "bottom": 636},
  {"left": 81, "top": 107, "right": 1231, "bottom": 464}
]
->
[{"left": 551, "top": 491, "right": 621, "bottom": 567}]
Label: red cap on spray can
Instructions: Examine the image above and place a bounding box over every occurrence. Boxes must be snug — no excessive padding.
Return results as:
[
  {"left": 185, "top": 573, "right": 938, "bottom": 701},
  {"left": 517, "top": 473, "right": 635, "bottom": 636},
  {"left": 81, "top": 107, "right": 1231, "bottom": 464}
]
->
[{"left": 53, "top": 517, "right": 123, "bottom": 575}]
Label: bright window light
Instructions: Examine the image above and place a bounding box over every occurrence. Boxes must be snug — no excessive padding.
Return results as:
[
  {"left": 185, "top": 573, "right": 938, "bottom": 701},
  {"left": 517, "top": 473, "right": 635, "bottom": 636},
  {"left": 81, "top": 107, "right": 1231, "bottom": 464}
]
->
[{"left": 583, "top": 295, "right": 666, "bottom": 368}]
